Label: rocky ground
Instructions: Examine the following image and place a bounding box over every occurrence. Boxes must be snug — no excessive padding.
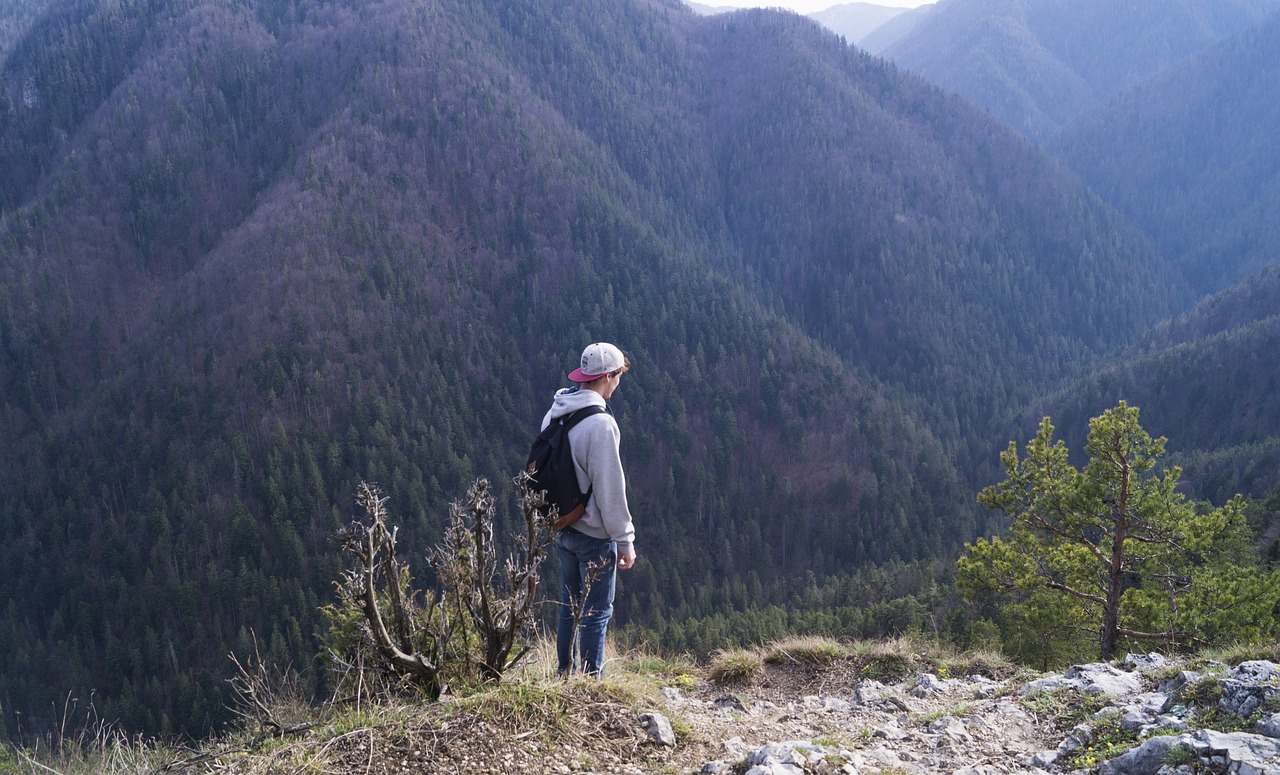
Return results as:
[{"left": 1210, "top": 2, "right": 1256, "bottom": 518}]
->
[{"left": 158, "top": 643, "right": 1280, "bottom": 775}]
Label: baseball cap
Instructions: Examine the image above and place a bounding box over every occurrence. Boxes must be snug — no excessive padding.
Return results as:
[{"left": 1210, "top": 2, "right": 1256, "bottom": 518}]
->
[{"left": 568, "top": 342, "right": 626, "bottom": 382}]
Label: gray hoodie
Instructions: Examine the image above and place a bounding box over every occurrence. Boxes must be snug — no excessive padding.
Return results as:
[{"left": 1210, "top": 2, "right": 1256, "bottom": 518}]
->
[{"left": 541, "top": 386, "right": 635, "bottom": 555}]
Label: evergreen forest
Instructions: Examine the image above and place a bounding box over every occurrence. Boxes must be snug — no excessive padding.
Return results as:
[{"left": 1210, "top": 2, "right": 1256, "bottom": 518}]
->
[{"left": 1, "top": 0, "right": 1277, "bottom": 739}]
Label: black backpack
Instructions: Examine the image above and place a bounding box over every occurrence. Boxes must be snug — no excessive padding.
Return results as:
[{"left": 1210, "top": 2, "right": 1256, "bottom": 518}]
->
[{"left": 525, "top": 405, "right": 607, "bottom": 531}]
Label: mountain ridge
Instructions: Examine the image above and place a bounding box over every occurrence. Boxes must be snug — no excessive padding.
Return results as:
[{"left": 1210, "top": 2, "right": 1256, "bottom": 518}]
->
[
  {"left": 1051, "top": 9, "right": 1280, "bottom": 295},
  {"left": 879, "top": 0, "right": 1280, "bottom": 142}
]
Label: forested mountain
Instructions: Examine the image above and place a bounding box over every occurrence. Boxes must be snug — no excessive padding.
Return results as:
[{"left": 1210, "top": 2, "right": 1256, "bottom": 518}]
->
[
  {"left": 0, "top": 0, "right": 50, "bottom": 62},
  {"left": 877, "top": 0, "right": 1279, "bottom": 143},
  {"left": 1051, "top": 10, "right": 1280, "bottom": 296},
  {"left": 857, "top": 3, "right": 930, "bottom": 53},
  {"left": 808, "top": 2, "right": 913, "bottom": 44},
  {"left": 1033, "top": 264, "right": 1280, "bottom": 505},
  {"left": 683, "top": 0, "right": 737, "bottom": 15},
  {"left": 683, "top": 1, "right": 922, "bottom": 45},
  {"left": 0, "top": 0, "right": 1185, "bottom": 737}
]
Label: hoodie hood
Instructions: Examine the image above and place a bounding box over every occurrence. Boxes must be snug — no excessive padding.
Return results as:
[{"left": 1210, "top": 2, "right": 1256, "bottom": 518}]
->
[{"left": 546, "top": 386, "right": 607, "bottom": 421}]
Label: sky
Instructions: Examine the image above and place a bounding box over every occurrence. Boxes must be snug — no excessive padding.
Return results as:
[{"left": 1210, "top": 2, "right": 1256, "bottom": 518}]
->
[{"left": 711, "top": 0, "right": 931, "bottom": 13}]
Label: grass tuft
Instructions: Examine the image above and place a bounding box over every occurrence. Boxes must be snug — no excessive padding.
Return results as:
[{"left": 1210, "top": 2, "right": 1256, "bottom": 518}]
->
[
  {"left": 708, "top": 649, "right": 765, "bottom": 684},
  {"left": 762, "top": 636, "right": 848, "bottom": 665}
]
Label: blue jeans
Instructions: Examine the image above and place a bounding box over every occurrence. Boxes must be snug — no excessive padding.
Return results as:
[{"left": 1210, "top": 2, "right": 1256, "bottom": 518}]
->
[{"left": 555, "top": 529, "right": 617, "bottom": 676}]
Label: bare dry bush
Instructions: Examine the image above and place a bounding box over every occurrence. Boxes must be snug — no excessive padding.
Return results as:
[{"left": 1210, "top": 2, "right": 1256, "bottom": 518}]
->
[
  {"left": 227, "top": 635, "right": 314, "bottom": 745},
  {"left": 432, "top": 475, "right": 554, "bottom": 681},
  {"left": 330, "top": 482, "right": 452, "bottom": 701},
  {"left": 325, "top": 477, "right": 556, "bottom": 703}
]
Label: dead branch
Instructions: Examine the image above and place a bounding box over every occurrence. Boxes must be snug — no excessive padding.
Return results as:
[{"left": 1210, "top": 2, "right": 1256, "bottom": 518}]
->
[
  {"left": 431, "top": 476, "right": 555, "bottom": 681},
  {"left": 337, "top": 482, "right": 447, "bottom": 699}
]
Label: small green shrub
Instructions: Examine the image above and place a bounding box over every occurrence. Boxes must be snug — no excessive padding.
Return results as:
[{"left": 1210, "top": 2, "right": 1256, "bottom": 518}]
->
[
  {"left": 945, "top": 649, "right": 1021, "bottom": 681},
  {"left": 1182, "top": 676, "right": 1223, "bottom": 707},
  {"left": 1201, "top": 642, "right": 1280, "bottom": 667},
  {"left": 0, "top": 745, "right": 18, "bottom": 775},
  {"left": 855, "top": 652, "right": 914, "bottom": 680},
  {"left": 1163, "top": 742, "right": 1197, "bottom": 767},
  {"left": 1019, "top": 686, "right": 1109, "bottom": 732},
  {"left": 1059, "top": 713, "right": 1140, "bottom": 771}
]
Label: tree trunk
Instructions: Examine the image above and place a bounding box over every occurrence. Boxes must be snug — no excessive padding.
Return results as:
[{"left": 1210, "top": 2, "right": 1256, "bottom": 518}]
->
[{"left": 1100, "top": 591, "right": 1120, "bottom": 661}]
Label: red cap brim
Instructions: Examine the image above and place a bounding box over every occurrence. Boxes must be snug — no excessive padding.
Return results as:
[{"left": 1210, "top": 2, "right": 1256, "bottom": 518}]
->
[{"left": 568, "top": 368, "right": 603, "bottom": 382}]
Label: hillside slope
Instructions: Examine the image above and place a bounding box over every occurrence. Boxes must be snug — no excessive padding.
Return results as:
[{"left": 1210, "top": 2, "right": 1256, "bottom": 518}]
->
[
  {"left": 1051, "top": 10, "right": 1280, "bottom": 295},
  {"left": 879, "top": 0, "right": 1278, "bottom": 143},
  {"left": 1033, "top": 264, "right": 1280, "bottom": 502},
  {"left": 809, "top": 2, "right": 912, "bottom": 44},
  {"left": 0, "top": 0, "right": 49, "bottom": 62}
]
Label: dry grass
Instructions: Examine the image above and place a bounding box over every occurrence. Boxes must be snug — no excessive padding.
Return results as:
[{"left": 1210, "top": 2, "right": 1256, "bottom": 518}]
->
[
  {"left": 941, "top": 647, "right": 1023, "bottom": 681},
  {"left": 761, "top": 635, "right": 850, "bottom": 665},
  {"left": 708, "top": 649, "right": 765, "bottom": 684},
  {"left": 0, "top": 634, "right": 1065, "bottom": 774},
  {"left": 0, "top": 696, "right": 171, "bottom": 775},
  {"left": 2, "top": 730, "right": 166, "bottom": 775},
  {"left": 1196, "top": 641, "right": 1280, "bottom": 667}
]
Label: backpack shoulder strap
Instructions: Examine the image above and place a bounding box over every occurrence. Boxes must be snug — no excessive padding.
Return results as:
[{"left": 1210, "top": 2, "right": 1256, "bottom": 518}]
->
[{"left": 559, "top": 404, "right": 607, "bottom": 430}]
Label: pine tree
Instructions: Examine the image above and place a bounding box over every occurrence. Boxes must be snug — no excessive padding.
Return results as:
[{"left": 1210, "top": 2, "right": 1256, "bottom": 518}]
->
[{"left": 959, "top": 402, "right": 1280, "bottom": 661}]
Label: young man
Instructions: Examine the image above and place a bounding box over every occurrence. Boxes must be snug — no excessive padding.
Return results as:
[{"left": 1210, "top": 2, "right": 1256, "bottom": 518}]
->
[{"left": 541, "top": 342, "right": 636, "bottom": 676}]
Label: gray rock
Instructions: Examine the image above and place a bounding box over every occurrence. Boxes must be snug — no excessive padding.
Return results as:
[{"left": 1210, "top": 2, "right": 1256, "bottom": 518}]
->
[
  {"left": 1057, "top": 723, "right": 1093, "bottom": 755},
  {"left": 973, "top": 683, "right": 998, "bottom": 698},
  {"left": 927, "top": 716, "right": 972, "bottom": 742},
  {"left": 882, "top": 695, "right": 911, "bottom": 712},
  {"left": 1219, "top": 679, "right": 1279, "bottom": 718},
  {"left": 1157, "top": 670, "right": 1201, "bottom": 697},
  {"left": 1129, "top": 691, "right": 1173, "bottom": 715},
  {"left": 1256, "top": 712, "right": 1280, "bottom": 739},
  {"left": 699, "top": 762, "right": 733, "bottom": 774},
  {"left": 714, "top": 693, "right": 748, "bottom": 712},
  {"left": 1101, "top": 730, "right": 1280, "bottom": 775},
  {"left": 1125, "top": 653, "right": 1170, "bottom": 671},
  {"left": 1065, "top": 663, "right": 1145, "bottom": 696},
  {"left": 1117, "top": 708, "right": 1151, "bottom": 731},
  {"left": 1195, "top": 729, "right": 1280, "bottom": 775},
  {"left": 799, "top": 694, "right": 850, "bottom": 713},
  {"left": 1098, "top": 733, "right": 1189, "bottom": 775},
  {"left": 721, "top": 735, "right": 752, "bottom": 759},
  {"left": 639, "top": 712, "right": 676, "bottom": 746},
  {"left": 745, "top": 741, "right": 821, "bottom": 775},
  {"left": 872, "top": 719, "right": 910, "bottom": 741},
  {"left": 1152, "top": 714, "right": 1189, "bottom": 732},
  {"left": 1030, "top": 749, "right": 1059, "bottom": 768},
  {"left": 912, "top": 672, "right": 946, "bottom": 696},
  {"left": 1216, "top": 660, "right": 1280, "bottom": 719},
  {"left": 1231, "top": 661, "right": 1280, "bottom": 682},
  {"left": 745, "top": 766, "right": 791, "bottom": 775},
  {"left": 1021, "top": 675, "right": 1084, "bottom": 696},
  {"left": 854, "top": 679, "right": 886, "bottom": 703}
]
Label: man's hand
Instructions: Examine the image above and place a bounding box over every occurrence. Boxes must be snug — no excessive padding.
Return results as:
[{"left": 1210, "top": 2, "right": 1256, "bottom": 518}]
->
[{"left": 618, "top": 548, "right": 637, "bottom": 570}]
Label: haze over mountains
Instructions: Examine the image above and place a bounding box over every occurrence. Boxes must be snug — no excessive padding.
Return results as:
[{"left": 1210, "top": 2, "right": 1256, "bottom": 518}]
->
[
  {"left": 1, "top": 0, "right": 1276, "bottom": 740},
  {"left": 1051, "top": 9, "right": 1280, "bottom": 296},
  {"left": 875, "top": 0, "right": 1280, "bottom": 143},
  {"left": 684, "top": 1, "right": 925, "bottom": 47},
  {"left": 863, "top": 0, "right": 1280, "bottom": 495},
  {"left": 805, "top": 3, "right": 914, "bottom": 43}
]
